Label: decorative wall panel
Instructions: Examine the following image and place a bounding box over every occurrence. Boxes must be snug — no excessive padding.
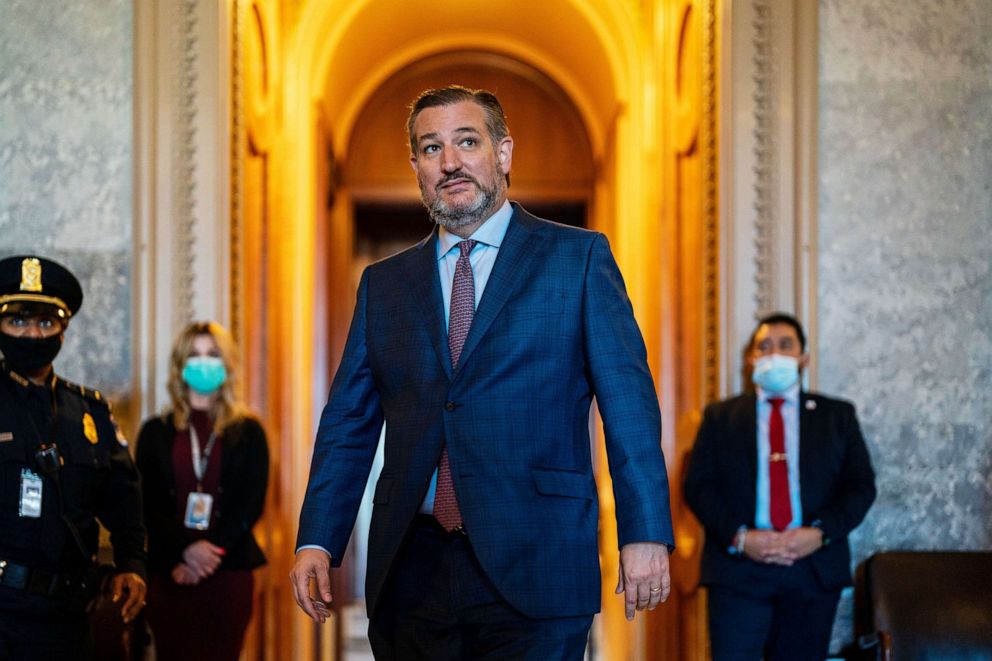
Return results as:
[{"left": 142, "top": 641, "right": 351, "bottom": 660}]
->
[
  {"left": 819, "top": 0, "right": 992, "bottom": 649},
  {"left": 0, "top": 0, "right": 133, "bottom": 395}
]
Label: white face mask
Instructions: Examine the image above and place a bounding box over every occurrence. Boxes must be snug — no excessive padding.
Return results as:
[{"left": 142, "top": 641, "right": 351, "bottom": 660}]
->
[{"left": 751, "top": 354, "right": 800, "bottom": 393}]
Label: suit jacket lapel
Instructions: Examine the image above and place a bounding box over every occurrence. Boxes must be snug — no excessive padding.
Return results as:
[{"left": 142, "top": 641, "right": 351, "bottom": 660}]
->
[
  {"left": 740, "top": 393, "right": 759, "bottom": 494},
  {"left": 408, "top": 227, "right": 453, "bottom": 380},
  {"left": 799, "top": 392, "right": 814, "bottom": 511},
  {"left": 453, "top": 207, "right": 545, "bottom": 375}
]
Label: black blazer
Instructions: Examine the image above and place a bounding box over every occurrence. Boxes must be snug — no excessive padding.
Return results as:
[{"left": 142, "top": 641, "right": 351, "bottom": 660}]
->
[
  {"left": 135, "top": 413, "right": 269, "bottom": 573},
  {"left": 684, "top": 391, "right": 876, "bottom": 591}
]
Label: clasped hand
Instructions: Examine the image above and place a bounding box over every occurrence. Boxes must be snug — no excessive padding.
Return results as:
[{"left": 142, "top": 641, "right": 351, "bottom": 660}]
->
[
  {"left": 172, "top": 540, "right": 226, "bottom": 585},
  {"left": 743, "top": 527, "right": 823, "bottom": 565}
]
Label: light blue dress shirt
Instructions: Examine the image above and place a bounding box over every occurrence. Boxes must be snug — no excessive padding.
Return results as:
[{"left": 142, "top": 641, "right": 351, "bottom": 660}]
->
[
  {"left": 419, "top": 200, "right": 513, "bottom": 513},
  {"left": 754, "top": 383, "right": 803, "bottom": 529}
]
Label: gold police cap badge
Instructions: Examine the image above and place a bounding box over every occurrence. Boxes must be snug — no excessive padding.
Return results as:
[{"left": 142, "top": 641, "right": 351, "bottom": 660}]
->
[
  {"left": 82, "top": 413, "right": 99, "bottom": 445},
  {"left": 20, "top": 258, "right": 43, "bottom": 293}
]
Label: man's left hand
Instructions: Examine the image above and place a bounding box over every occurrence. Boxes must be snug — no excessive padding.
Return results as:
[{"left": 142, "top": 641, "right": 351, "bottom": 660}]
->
[
  {"left": 777, "top": 527, "right": 823, "bottom": 561},
  {"left": 110, "top": 572, "right": 147, "bottom": 624},
  {"left": 616, "top": 542, "right": 671, "bottom": 621}
]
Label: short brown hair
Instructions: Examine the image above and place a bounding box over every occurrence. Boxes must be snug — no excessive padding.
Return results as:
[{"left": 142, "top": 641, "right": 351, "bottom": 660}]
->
[{"left": 407, "top": 85, "right": 508, "bottom": 152}]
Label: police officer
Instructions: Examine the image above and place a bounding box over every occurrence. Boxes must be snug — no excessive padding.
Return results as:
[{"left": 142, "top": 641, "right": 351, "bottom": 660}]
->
[{"left": 0, "top": 255, "right": 146, "bottom": 660}]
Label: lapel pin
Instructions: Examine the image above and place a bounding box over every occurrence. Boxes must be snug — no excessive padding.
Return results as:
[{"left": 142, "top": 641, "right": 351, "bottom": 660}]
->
[{"left": 805, "top": 399, "right": 817, "bottom": 411}]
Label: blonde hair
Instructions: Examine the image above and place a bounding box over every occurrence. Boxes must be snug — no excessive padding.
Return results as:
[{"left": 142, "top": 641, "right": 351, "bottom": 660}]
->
[{"left": 166, "top": 321, "right": 248, "bottom": 432}]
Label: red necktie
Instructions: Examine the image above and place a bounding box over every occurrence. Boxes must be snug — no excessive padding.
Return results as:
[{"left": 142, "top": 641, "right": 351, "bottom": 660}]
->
[
  {"left": 433, "top": 239, "right": 477, "bottom": 531},
  {"left": 768, "top": 397, "right": 792, "bottom": 531}
]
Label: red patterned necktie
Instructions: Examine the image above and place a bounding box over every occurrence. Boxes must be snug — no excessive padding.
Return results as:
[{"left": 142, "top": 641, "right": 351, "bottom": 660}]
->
[
  {"left": 434, "top": 239, "right": 477, "bottom": 531},
  {"left": 768, "top": 397, "right": 792, "bottom": 531}
]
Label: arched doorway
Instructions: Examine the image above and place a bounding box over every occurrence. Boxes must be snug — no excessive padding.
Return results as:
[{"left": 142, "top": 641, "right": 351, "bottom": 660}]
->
[
  {"left": 326, "top": 49, "right": 596, "bottom": 656},
  {"left": 346, "top": 49, "right": 594, "bottom": 254},
  {"left": 232, "top": 1, "right": 720, "bottom": 658}
]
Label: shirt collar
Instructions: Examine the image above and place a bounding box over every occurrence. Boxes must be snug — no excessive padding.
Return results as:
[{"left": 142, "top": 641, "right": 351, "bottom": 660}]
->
[
  {"left": 437, "top": 199, "right": 513, "bottom": 260},
  {"left": 756, "top": 382, "right": 801, "bottom": 405}
]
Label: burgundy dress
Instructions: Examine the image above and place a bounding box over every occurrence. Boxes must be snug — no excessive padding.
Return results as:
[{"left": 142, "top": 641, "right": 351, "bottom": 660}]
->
[{"left": 144, "top": 410, "right": 254, "bottom": 661}]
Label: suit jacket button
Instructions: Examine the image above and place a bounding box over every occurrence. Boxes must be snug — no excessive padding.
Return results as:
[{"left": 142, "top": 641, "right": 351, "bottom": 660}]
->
[{"left": 445, "top": 402, "right": 456, "bottom": 411}]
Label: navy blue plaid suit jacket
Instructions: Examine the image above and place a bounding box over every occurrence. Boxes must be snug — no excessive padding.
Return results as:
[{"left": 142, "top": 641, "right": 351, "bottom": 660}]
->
[{"left": 297, "top": 204, "right": 674, "bottom": 619}]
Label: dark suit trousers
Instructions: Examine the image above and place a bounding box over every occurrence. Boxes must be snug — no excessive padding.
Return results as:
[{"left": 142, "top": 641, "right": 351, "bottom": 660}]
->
[
  {"left": 707, "top": 559, "right": 840, "bottom": 661},
  {"left": 368, "top": 515, "right": 593, "bottom": 661}
]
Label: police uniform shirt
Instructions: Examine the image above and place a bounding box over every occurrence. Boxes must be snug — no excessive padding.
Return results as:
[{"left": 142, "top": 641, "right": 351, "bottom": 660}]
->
[{"left": 0, "top": 363, "right": 146, "bottom": 602}]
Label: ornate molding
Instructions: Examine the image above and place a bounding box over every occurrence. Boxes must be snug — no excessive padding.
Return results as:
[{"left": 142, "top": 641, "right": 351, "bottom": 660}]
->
[
  {"left": 174, "top": 0, "right": 200, "bottom": 326},
  {"left": 720, "top": 0, "right": 819, "bottom": 394},
  {"left": 750, "top": 0, "right": 776, "bottom": 316},
  {"left": 230, "top": 0, "right": 246, "bottom": 346},
  {"left": 702, "top": 0, "right": 720, "bottom": 404}
]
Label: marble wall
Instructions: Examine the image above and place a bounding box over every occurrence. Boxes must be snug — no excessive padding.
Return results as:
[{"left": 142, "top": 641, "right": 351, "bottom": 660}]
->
[
  {"left": 819, "top": 0, "right": 992, "bottom": 648},
  {"left": 0, "top": 0, "right": 133, "bottom": 395}
]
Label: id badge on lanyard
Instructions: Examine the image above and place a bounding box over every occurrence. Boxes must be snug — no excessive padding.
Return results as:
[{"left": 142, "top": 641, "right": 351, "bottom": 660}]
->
[
  {"left": 184, "top": 491, "right": 213, "bottom": 530},
  {"left": 19, "top": 468, "right": 43, "bottom": 518},
  {"left": 184, "top": 424, "right": 218, "bottom": 530}
]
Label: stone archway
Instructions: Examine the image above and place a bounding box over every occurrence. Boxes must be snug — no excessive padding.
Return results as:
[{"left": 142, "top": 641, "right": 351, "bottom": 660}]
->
[{"left": 231, "top": 1, "right": 721, "bottom": 658}]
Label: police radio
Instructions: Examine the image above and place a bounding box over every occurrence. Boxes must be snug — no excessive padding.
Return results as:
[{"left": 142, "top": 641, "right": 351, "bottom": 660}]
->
[{"left": 34, "top": 441, "right": 64, "bottom": 476}]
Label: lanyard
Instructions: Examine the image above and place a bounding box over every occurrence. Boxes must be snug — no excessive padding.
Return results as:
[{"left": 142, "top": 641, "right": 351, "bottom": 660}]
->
[{"left": 189, "top": 423, "right": 218, "bottom": 490}]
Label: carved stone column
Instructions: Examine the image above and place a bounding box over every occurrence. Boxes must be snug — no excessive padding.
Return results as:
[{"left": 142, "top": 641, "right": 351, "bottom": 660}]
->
[
  {"left": 133, "top": 0, "right": 233, "bottom": 417},
  {"left": 719, "top": 0, "right": 819, "bottom": 393}
]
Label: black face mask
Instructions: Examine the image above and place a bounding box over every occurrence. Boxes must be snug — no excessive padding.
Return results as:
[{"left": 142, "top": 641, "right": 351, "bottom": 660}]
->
[{"left": 0, "top": 333, "right": 64, "bottom": 373}]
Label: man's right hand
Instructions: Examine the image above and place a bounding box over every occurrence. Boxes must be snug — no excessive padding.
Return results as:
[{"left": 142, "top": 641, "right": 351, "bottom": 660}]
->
[{"left": 290, "top": 548, "right": 333, "bottom": 624}]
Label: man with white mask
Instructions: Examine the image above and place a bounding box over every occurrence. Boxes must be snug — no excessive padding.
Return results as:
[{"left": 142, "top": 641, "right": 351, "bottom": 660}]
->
[{"left": 684, "top": 312, "right": 876, "bottom": 661}]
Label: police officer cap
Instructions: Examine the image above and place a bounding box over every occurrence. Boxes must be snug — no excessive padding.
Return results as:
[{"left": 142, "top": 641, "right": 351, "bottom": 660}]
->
[{"left": 0, "top": 255, "right": 83, "bottom": 320}]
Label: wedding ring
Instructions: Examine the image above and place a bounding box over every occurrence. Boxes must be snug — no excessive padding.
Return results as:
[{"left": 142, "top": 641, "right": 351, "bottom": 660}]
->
[{"left": 649, "top": 586, "right": 662, "bottom": 593}]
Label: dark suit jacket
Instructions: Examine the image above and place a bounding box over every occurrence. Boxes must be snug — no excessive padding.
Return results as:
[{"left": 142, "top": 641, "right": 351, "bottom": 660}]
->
[
  {"left": 297, "top": 203, "right": 674, "bottom": 619},
  {"left": 135, "top": 414, "right": 269, "bottom": 573},
  {"left": 684, "top": 391, "right": 876, "bottom": 592}
]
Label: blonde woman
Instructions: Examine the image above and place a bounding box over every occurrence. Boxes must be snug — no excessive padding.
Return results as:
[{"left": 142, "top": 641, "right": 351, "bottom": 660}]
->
[{"left": 136, "top": 321, "right": 269, "bottom": 660}]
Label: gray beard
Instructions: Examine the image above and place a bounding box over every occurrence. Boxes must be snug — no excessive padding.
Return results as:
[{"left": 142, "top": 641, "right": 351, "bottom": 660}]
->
[{"left": 422, "top": 176, "right": 502, "bottom": 231}]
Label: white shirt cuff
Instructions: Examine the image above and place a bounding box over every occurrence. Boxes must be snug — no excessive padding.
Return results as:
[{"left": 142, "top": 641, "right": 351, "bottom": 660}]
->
[{"left": 296, "top": 544, "right": 332, "bottom": 559}]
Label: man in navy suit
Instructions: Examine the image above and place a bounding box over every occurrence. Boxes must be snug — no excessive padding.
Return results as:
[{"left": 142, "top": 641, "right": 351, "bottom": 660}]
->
[
  {"left": 684, "top": 313, "right": 876, "bottom": 661},
  {"left": 290, "top": 85, "right": 674, "bottom": 659}
]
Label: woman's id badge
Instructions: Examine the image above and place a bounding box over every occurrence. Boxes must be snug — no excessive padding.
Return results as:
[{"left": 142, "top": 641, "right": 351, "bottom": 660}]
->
[
  {"left": 184, "top": 491, "right": 213, "bottom": 530},
  {"left": 19, "top": 468, "right": 43, "bottom": 518}
]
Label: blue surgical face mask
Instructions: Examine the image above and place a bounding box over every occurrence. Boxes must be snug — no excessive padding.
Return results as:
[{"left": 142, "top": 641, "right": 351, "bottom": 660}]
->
[
  {"left": 182, "top": 356, "right": 227, "bottom": 395},
  {"left": 752, "top": 354, "right": 800, "bottom": 394}
]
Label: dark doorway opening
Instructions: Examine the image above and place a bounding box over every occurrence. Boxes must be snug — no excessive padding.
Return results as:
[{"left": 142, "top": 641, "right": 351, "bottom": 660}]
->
[{"left": 353, "top": 201, "right": 587, "bottom": 259}]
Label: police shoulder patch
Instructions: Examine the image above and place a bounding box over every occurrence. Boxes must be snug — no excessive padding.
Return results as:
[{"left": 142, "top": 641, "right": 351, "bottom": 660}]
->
[
  {"left": 82, "top": 412, "right": 99, "bottom": 444},
  {"left": 56, "top": 377, "right": 128, "bottom": 445}
]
